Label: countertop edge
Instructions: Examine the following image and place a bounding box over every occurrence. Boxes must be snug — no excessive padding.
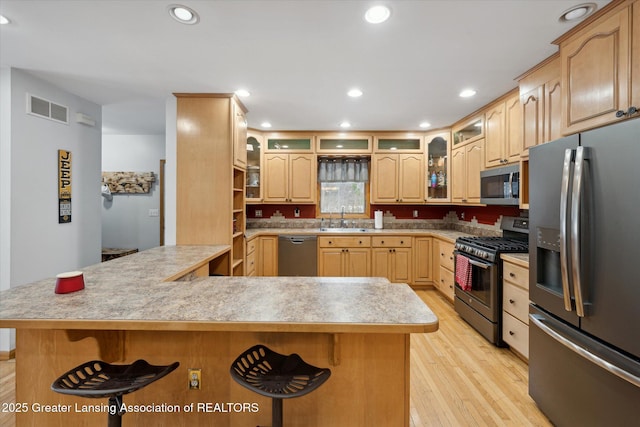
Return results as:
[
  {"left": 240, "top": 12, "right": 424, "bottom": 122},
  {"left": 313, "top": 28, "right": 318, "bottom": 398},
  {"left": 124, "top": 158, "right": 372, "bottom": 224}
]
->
[
  {"left": 245, "top": 228, "right": 469, "bottom": 243},
  {"left": 500, "top": 253, "right": 530, "bottom": 268},
  {"left": 0, "top": 318, "right": 439, "bottom": 334}
]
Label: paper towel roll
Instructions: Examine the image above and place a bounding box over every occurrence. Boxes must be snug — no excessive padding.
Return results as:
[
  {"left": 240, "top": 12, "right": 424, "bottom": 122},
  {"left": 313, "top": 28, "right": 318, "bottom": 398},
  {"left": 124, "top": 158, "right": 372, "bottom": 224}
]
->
[{"left": 374, "top": 210, "right": 383, "bottom": 229}]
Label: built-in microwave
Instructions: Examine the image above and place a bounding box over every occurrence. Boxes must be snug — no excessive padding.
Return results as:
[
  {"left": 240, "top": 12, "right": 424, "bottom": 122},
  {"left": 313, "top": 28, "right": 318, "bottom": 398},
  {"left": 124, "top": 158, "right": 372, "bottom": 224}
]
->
[{"left": 480, "top": 164, "right": 519, "bottom": 205}]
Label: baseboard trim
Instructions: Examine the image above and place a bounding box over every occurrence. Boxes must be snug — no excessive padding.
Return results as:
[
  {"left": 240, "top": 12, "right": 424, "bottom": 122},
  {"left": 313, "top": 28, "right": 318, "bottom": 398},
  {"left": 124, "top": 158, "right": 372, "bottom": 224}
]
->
[{"left": 0, "top": 349, "right": 16, "bottom": 360}]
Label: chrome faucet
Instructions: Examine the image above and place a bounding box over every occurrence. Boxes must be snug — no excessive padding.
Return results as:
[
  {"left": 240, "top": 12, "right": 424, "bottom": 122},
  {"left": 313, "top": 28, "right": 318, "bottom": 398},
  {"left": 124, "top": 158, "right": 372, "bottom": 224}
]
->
[{"left": 340, "top": 206, "right": 346, "bottom": 228}]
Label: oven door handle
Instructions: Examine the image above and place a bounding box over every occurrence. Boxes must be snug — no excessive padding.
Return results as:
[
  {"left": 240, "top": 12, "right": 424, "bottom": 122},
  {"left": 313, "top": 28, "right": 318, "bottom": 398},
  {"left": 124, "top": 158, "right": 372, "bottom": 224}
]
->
[{"left": 467, "top": 258, "right": 492, "bottom": 269}]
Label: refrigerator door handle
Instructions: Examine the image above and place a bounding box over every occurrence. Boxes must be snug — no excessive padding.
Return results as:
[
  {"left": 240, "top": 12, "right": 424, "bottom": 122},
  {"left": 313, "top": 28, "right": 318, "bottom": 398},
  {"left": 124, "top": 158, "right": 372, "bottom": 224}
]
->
[
  {"left": 530, "top": 314, "right": 640, "bottom": 388},
  {"left": 571, "top": 147, "right": 590, "bottom": 317},
  {"left": 559, "top": 149, "right": 574, "bottom": 312}
]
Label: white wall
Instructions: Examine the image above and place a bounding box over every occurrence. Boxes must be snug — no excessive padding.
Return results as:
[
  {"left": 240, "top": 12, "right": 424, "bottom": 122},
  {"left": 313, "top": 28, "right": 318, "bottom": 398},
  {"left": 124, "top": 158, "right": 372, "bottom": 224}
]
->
[
  {"left": 101, "top": 134, "right": 165, "bottom": 251},
  {"left": 164, "top": 95, "right": 177, "bottom": 245},
  {"left": 0, "top": 68, "right": 102, "bottom": 353}
]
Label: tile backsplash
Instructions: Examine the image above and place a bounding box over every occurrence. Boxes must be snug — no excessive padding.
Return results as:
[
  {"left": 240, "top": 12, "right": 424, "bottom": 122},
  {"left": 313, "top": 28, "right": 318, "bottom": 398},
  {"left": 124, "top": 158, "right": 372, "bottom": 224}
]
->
[{"left": 247, "top": 210, "right": 505, "bottom": 236}]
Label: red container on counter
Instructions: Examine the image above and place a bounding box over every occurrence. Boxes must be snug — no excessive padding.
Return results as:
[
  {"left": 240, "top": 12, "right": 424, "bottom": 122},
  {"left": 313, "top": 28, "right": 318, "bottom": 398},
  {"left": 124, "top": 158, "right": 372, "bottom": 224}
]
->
[{"left": 55, "top": 271, "right": 85, "bottom": 294}]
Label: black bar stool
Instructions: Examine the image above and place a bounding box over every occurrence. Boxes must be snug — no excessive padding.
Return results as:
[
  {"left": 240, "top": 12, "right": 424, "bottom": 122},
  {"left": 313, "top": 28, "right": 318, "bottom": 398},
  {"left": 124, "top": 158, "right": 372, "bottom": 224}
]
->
[
  {"left": 51, "top": 359, "right": 179, "bottom": 427},
  {"left": 230, "top": 345, "right": 331, "bottom": 427}
]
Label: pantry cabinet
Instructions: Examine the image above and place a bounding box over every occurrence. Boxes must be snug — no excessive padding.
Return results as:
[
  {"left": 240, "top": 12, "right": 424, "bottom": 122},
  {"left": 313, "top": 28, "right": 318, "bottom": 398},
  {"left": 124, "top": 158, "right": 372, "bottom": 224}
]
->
[
  {"left": 264, "top": 153, "right": 316, "bottom": 203},
  {"left": 175, "top": 94, "right": 247, "bottom": 276},
  {"left": 371, "top": 153, "right": 424, "bottom": 203},
  {"left": 559, "top": 4, "right": 636, "bottom": 134}
]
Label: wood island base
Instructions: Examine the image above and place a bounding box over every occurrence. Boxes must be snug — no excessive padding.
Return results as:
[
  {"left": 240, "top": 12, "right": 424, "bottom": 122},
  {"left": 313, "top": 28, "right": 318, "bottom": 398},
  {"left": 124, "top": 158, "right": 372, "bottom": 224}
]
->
[{"left": 16, "top": 328, "right": 411, "bottom": 426}]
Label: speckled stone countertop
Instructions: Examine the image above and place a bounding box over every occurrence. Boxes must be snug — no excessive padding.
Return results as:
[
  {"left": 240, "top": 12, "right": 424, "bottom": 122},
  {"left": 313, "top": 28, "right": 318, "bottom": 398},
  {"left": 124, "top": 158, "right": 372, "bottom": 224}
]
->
[
  {"left": 501, "top": 253, "right": 530, "bottom": 268},
  {"left": 245, "top": 228, "right": 471, "bottom": 243},
  {"left": 0, "top": 246, "right": 438, "bottom": 334}
]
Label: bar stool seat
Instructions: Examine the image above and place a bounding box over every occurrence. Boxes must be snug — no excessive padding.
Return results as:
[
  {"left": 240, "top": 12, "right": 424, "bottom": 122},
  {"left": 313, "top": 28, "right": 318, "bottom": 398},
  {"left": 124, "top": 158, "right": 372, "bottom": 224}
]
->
[
  {"left": 52, "top": 359, "right": 179, "bottom": 427},
  {"left": 230, "top": 345, "right": 331, "bottom": 427}
]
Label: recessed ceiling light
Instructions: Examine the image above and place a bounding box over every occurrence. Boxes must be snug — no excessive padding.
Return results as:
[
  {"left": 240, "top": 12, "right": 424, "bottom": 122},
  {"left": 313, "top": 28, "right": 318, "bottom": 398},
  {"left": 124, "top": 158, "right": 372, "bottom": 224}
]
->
[
  {"left": 168, "top": 4, "right": 199, "bottom": 25},
  {"left": 419, "top": 122, "right": 431, "bottom": 129},
  {"left": 559, "top": 3, "right": 597, "bottom": 22},
  {"left": 347, "top": 88, "right": 363, "bottom": 98},
  {"left": 261, "top": 122, "right": 272, "bottom": 128},
  {"left": 0, "top": 15, "right": 10, "bottom": 25},
  {"left": 235, "top": 89, "right": 251, "bottom": 97},
  {"left": 365, "top": 5, "right": 391, "bottom": 24},
  {"left": 340, "top": 121, "right": 351, "bottom": 128},
  {"left": 459, "top": 89, "right": 477, "bottom": 98}
]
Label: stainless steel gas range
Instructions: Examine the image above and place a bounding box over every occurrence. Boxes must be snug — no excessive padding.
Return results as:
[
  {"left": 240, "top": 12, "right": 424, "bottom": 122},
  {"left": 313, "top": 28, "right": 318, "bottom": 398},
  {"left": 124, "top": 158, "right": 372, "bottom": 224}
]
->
[{"left": 453, "top": 216, "right": 529, "bottom": 346}]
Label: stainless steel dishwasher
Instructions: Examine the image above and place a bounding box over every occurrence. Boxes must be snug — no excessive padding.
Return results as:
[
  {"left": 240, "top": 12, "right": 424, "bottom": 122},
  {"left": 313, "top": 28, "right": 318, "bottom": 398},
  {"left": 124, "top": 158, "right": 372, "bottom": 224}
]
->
[{"left": 278, "top": 235, "right": 317, "bottom": 276}]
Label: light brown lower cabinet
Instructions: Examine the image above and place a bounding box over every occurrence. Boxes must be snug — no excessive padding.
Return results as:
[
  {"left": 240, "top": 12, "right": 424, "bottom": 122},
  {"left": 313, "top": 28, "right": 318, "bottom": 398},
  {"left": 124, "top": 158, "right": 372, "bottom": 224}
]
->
[
  {"left": 371, "top": 236, "right": 412, "bottom": 283},
  {"left": 434, "top": 239, "right": 455, "bottom": 301},
  {"left": 318, "top": 236, "right": 371, "bottom": 277},
  {"left": 502, "top": 258, "right": 530, "bottom": 359},
  {"left": 259, "top": 236, "right": 278, "bottom": 276},
  {"left": 413, "top": 237, "right": 433, "bottom": 287}
]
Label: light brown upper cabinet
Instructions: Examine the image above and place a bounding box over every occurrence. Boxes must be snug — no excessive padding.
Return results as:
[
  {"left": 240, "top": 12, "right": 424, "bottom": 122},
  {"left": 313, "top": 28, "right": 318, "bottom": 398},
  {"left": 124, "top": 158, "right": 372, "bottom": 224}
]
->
[
  {"left": 232, "top": 99, "right": 248, "bottom": 169},
  {"left": 519, "top": 54, "right": 562, "bottom": 150},
  {"left": 451, "top": 139, "right": 484, "bottom": 204},
  {"left": 246, "top": 131, "right": 263, "bottom": 203},
  {"left": 559, "top": 4, "right": 637, "bottom": 134},
  {"left": 264, "top": 153, "right": 316, "bottom": 203},
  {"left": 371, "top": 153, "right": 424, "bottom": 203},
  {"left": 452, "top": 115, "right": 484, "bottom": 147},
  {"left": 316, "top": 132, "right": 372, "bottom": 154},
  {"left": 264, "top": 133, "right": 314, "bottom": 152},
  {"left": 484, "top": 91, "right": 522, "bottom": 168},
  {"left": 425, "top": 130, "right": 451, "bottom": 203}
]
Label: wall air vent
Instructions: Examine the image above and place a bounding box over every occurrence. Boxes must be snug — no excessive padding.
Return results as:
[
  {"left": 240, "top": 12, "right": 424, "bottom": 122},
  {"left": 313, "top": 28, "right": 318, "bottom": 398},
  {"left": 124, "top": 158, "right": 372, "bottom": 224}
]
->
[{"left": 26, "top": 93, "right": 69, "bottom": 124}]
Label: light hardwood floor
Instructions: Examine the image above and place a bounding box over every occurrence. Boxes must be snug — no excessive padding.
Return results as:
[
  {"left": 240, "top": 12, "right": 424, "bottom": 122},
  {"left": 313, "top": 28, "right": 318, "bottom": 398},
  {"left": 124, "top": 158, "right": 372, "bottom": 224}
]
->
[{"left": 0, "top": 290, "right": 550, "bottom": 426}]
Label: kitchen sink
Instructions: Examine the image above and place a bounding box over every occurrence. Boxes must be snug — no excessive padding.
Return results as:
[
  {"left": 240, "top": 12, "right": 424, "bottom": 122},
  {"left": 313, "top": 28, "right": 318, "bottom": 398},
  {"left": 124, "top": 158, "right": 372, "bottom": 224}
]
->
[{"left": 319, "top": 228, "right": 369, "bottom": 232}]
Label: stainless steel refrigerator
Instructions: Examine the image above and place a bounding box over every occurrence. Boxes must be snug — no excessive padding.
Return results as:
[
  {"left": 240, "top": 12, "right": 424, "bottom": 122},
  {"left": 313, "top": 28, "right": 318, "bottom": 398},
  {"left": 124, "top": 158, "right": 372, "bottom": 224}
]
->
[{"left": 528, "top": 118, "right": 640, "bottom": 426}]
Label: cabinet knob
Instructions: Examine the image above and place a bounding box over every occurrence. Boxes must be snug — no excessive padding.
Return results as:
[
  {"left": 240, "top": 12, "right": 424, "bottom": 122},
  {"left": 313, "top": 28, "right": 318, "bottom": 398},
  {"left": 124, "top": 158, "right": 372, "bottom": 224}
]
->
[
  {"left": 629, "top": 106, "right": 638, "bottom": 116},
  {"left": 616, "top": 110, "right": 627, "bottom": 118},
  {"left": 509, "top": 299, "right": 515, "bottom": 304},
  {"left": 359, "top": 240, "right": 362, "bottom": 244},
  {"left": 400, "top": 240, "right": 404, "bottom": 244},
  {"left": 509, "top": 331, "right": 515, "bottom": 336},
  {"left": 509, "top": 272, "right": 515, "bottom": 277}
]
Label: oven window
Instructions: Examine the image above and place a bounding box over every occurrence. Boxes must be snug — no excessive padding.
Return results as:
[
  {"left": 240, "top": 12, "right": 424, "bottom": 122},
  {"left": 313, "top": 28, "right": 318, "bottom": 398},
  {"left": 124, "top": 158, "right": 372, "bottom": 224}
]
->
[{"left": 467, "top": 265, "right": 493, "bottom": 307}]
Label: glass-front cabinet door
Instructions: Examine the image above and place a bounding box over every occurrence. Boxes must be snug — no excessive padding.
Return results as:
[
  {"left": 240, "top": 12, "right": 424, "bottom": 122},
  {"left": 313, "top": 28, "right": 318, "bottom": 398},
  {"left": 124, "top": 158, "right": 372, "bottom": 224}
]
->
[
  {"left": 425, "top": 130, "right": 451, "bottom": 203},
  {"left": 246, "top": 131, "right": 262, "bottom": 202},
  {"left": 452, "top": 115, "right": 484, "bottom": 147},
  {"left": 316, "top": 132, "right": 372, "bottom": 154},
  {"left": 374, "top": 133, "right": 423, "bottom": 152},
  {"left": 264, "top": 132, "right": 314, "bottom": 152}
]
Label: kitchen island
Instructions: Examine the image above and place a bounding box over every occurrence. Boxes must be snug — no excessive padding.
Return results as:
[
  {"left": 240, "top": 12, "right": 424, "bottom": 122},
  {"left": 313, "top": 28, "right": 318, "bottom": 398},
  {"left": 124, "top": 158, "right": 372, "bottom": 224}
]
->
[{"left": 0, "top": 245, "right": 438, "bottom": 426}]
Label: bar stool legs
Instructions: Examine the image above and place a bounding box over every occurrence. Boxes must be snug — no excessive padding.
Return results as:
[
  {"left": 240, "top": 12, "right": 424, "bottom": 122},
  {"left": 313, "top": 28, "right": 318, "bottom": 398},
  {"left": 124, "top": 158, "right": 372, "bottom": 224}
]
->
[{"left": 230, "top": 345, "right": 331, "bottom": 427}]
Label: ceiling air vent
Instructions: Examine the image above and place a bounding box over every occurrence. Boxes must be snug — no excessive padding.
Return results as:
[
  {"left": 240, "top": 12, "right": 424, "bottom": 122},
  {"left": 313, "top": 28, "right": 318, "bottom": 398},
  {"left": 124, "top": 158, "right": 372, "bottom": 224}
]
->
[{"left": 26, "top": 93, "right": 69, "bottom": 124}]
